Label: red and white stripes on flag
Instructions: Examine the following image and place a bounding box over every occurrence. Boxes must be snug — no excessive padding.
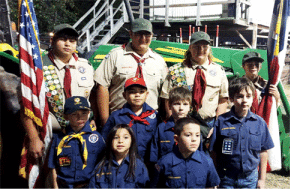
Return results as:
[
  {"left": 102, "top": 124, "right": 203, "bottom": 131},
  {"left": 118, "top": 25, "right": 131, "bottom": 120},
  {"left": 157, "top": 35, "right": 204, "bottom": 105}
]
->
[
  {"left": 18, "top": 0, "right": 52, "bottom": 188},
  {"left": 258, "top": 0, "right": 290, "bottom": 171}
]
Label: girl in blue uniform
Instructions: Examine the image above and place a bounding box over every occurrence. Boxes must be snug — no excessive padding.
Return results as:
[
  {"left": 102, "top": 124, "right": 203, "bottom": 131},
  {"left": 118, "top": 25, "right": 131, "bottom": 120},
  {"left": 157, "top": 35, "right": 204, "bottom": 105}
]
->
[{"left": 89, "top": 124, "right": 149, "bottom": 188}]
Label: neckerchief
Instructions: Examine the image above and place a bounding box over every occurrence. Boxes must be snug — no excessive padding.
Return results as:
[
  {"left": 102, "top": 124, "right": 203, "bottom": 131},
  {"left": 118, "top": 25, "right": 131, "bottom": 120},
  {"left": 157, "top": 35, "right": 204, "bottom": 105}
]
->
[{"left": 127, "top": 110, "right": 155, "bottom": 127}]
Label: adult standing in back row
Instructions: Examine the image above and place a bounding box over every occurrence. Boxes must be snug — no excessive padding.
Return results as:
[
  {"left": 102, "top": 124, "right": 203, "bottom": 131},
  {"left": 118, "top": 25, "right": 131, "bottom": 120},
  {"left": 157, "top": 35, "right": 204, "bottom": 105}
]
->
[
  {"left": 94, "top": 18, "right": 168, "bottom": 127},
  {"left": 160, "top": 31, "right": 229, "bottom": 150}
]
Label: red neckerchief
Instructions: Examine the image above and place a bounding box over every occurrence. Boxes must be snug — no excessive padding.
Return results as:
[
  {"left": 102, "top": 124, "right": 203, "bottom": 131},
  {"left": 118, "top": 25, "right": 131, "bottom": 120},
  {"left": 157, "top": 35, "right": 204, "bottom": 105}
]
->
[
  {"left": 187, "top": 60, "right": 210, "bottom": 111},
  {"left": 127, "top": 110, "right": 155, "bottom": 127}
]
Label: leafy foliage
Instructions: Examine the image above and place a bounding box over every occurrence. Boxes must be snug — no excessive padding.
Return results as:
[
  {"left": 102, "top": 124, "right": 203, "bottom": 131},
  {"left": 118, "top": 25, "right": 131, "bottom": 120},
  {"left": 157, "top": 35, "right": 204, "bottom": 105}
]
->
[{"left": 8, "top": 0, "right": 97, "bottom": 34}]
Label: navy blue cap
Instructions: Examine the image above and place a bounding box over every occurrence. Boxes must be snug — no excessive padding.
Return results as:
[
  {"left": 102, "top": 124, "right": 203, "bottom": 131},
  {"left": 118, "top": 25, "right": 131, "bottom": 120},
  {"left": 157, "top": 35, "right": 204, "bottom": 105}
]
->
[{"left": 64, "top": 96, "right": 91, "bottom": 114}]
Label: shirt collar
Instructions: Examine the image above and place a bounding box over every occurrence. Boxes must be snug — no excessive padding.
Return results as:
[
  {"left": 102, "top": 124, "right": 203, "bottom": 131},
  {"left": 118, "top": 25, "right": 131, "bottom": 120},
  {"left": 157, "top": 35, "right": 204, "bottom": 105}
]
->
[
  {"left": 226, "top": 106, "right": 257, "bottom": 122},
  {"left": 172, "top": 146, "right": 203, "bottom": 166},
  {"left": 124, "top": 42, "right": 155, "bottom": 59},
  {"left": 112, "top": 155, "right": 130, "bottom": 166},
  {"left": 53, "top": 54, "right": 76, "bottom": 70},
  {"left": 65, "top": 120, "right": 92, "bottom": 135},
  {"left": 120, "top": 102, "right": 153, "bottom": 116},
  {"left": 165, "top": 116, "right": 175, "bottom": 131},
  {"left": 189, "top": 59, "right": 210, "bottom": 70}
]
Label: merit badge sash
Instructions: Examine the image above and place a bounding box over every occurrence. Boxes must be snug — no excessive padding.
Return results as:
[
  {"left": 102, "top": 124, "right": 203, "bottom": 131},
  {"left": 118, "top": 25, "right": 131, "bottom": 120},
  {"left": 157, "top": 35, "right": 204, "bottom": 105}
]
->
[
  {"left": 169, "top": 63, "right": 192, "bottom": 91},
  {"left": 42, "top": 55, "right": 68, "bottom": 128}
]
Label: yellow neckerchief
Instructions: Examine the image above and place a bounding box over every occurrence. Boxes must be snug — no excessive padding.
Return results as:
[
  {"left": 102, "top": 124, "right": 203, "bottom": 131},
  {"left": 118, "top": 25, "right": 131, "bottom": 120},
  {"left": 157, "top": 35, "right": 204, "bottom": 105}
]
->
[{"left": 57, "top": 131, "right": 88, "bottom": 170}]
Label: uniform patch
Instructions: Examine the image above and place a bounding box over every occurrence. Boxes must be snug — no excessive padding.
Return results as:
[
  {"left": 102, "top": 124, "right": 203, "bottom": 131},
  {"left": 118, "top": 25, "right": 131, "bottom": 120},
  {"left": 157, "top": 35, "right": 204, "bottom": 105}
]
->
[
  {"left": 209, "top": 69, "right": 217, "bottom": 77},
  {"left": 59, "top": 156, "right": 71, "bottom": 167},
  {"left": 78, "top": 66, "right": 86, "bottom": 74},
  {"left": 81, "top": 77, "right": 87, "bottom": 80},
  {"left": 104, "top": 54, "right": 110, "bottom": 59},
  {"left": 149, "top": 113, "right": 156, "bottom": 119},
  {"left": 89, "top": 134, "right": 99, "bottom": 143},
  {"left": 222, "top": 138, "right": 234, "bottom": 155}
]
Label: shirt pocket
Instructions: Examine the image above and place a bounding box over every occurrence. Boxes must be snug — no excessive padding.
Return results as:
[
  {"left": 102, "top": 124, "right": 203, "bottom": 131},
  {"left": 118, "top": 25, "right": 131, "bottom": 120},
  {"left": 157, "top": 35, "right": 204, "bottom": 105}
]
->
[
  {"left": 205, "top": 79, "right": 221, "bottom": 102},
  {"left": 166, "top": 175, "right": 183, "bottom": 188},
  {"left": 249, "top": 128, "right": 261, "bottom": 151},
  {"left": 57, "top": 147, "right": 73, "bottom": 170},
  {"left": 117, "top": 65, "right": 136, "bottom": 78},
  {"left": 195, "top": 175, "right": 206, "bottom": 188},
  {"left": 144, "top": 68, "right": 161, "bottom": 90}
]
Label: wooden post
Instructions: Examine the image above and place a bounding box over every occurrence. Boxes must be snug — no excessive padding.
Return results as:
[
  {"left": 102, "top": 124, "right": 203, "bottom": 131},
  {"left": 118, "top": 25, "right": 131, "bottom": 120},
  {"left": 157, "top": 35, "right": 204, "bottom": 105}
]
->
[
  {"left": 252, "top": 23, "right": 257, "bottom": 49},
  {"left": 189, "top": 25, "right": 192, "bottom": 44},
  {"left": 180, "top": 28, "right": 183, "bottom": 43},
  {"left": 165, "top": 0, "right": 171, "bottom": 27}
]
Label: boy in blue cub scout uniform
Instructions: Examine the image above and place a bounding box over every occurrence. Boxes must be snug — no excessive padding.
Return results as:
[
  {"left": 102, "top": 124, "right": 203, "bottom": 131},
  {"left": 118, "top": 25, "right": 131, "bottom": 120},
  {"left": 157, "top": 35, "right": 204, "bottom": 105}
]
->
[
  {"left": 101, "top": 77, "right": 158, "bottom": 162},
  {"left": 48, "top": 96, "right": 106, "bottom": 188},
  {"left": 150, "top": 86, "right": 192, "bottom": 163},
  {"left": 209, "top": 77, "right": 274, "bottom": 189},
  {"left": 150, "top": 117, "right": 220, "bottom": 188}
]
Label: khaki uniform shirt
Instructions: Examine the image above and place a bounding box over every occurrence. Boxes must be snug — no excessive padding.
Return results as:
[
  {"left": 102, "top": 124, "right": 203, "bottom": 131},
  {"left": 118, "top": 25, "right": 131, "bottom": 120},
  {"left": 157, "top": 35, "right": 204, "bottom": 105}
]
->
[
  {"left": 44, "top": 54, "right": 94, "bottom": 130},
  {"left": 243, "top": 75, "right": 268, "bottom": 104},
  {"left": 94, "top": 43, "right": 168, "bottom": 112},
  {"left": 161, "top": 60, "right": 229, "bottom": 120}
]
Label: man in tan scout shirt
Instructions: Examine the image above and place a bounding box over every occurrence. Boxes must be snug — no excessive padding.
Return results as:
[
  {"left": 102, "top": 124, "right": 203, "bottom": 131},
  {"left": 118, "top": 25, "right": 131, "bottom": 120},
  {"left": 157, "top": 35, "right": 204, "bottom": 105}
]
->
[
  {"left": 160, "top": 32, "right": 228, "bottom": 149},
  {"left": 94, "top": 18, "right": 168, "bottom": 126},
  {"left": 20, "top": 24, "right": 94, "bottom": 160}
]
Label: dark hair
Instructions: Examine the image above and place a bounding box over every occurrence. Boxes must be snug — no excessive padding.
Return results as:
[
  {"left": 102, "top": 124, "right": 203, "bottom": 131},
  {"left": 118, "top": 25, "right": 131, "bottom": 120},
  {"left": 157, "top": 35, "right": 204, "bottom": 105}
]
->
[
  {"left": 96, "top": 124, "right": 138, "bottom": 181},
  {"left": 169, "top": 86, "right": 192, "bottom": 105},
  {"left": 229, "top": 77, "right": 255, "bottom": 99},
  {"left": 174, "top": 117, "right": 201, "bottom": 136},
  {"left": 51, "top": 30, "right": 78, "bottom": 46}
]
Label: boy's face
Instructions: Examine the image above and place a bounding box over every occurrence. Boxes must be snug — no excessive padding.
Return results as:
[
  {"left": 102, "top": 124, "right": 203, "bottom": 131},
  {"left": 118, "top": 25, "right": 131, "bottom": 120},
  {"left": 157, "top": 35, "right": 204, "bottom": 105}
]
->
[
  {"left": 170, "top": 100, "right": 190, "bottom": 120},
  {"left": 52, "top": 36, "right": 77, "bottom": 58},
  {"left": 64, "top": 109, "right": 90, "bottom": 132},
  {"left": 112, "top": 128, "right": 132, "bottom": 156},
  {"left": 231, "top": 87, "right": 253, "bottom": 117},
  {"left": 123, "top": 86, "right": 149, "bottom": 108},
  {"left": 243, "top": 60, "right": 262, "bottom": 80},
  {"left": 174, "top": 123, "right": 201, "bottom": 158}
]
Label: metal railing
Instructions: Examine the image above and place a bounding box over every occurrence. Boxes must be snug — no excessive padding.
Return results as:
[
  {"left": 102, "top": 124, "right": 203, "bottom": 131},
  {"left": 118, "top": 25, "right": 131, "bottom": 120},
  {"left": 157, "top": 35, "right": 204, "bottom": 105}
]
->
[{"left": 73, "top": 0, "right": 129, "bottom": 53}]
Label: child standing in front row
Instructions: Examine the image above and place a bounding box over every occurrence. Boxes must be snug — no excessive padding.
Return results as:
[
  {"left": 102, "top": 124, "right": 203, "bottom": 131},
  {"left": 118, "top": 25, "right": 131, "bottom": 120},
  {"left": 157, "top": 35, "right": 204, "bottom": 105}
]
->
[
  {"left": 150, "top": 86, "right": 192, "bottom": 163},
  {"left": 150, "top": 117, "right": 220, "bottom": 188},
  {"left": 101, "top": 77, "right": 158, "bottom": 162},
  {"left": 89, "top": 124, "right": 149, "bottom": 188},
  {"left": 209, "top": 77, "right": 274, "bottom": 189},
  {"left": 48, "top": 96, "right": 106, "bottom": 188}
]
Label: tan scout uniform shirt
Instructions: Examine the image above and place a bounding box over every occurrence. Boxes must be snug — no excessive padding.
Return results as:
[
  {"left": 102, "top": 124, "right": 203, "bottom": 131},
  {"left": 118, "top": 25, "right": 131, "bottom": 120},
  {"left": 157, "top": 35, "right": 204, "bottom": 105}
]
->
[
  {"left": 45, "top": 54, "right": 94, "bottom": 129},
  {"left": 161, "top": 60, "right": 229, "bottom": 120},
  {"left": 94, "top": 43, "right": 168, "bottom": 112}
]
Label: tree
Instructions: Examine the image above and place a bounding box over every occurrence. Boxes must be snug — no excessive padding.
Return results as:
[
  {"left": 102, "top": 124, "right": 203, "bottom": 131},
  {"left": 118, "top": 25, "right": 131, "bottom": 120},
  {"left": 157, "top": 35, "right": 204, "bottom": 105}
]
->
[{"left": 8, "top": 0, "right": 97, "bottom": 35}]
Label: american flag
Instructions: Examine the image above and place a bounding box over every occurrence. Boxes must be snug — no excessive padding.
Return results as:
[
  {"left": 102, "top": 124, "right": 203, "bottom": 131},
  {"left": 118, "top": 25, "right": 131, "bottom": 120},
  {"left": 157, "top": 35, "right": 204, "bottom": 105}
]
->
[
  {"left": 258, "top": 0, "right": 290, "bottom": 171},
  {"left": 18, "top": 0, "right": 52, "bottom": 188}
]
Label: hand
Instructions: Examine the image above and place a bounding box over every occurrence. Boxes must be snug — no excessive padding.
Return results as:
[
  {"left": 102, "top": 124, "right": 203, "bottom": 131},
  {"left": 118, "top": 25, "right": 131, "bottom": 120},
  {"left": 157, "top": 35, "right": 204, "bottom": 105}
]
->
[
  {"left": 269, "top": 84, "right": 280, "bottom": 106},
  {"left": 28, "top": 137, "right": 44, "bottom": 159},
  {"left": 257, "top": 179, "right": 265, "bottom": 189}
]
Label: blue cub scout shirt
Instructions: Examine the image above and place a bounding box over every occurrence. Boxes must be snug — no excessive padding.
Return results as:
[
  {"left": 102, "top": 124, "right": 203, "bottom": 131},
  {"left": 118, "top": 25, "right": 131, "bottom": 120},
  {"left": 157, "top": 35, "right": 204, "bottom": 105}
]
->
[
  {"left": 48, "top": 121, "right": 106, "bottom": 188},
  {"left": 150, "top": 116, "right": 175, "bottom": 163},
  {"left": 209, "top": 107, "right": 274, "bottom": 176},
  {"left": 88, "top": 156, "right": 149, "bottom": 188},
  {"left": 101, "top": 103, "right": 158, "bottom": 161},
  {"left": 150, "top": 146, "right": 220, "bottom": 188}
]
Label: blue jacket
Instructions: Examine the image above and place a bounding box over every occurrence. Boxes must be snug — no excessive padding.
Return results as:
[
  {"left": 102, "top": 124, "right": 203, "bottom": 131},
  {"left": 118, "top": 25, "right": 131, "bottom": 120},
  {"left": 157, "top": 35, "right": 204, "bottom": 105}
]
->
[
  {"left": 209, "top": 107, "right": 274, "bottom": 177},
  {"left": 48, "top": 121, "right": 106, "bottom": 188},
  {"left": 101, "top": 102, "right": 158, "bottom": 161},
  {"left": 150, "top": 146, "right": 220, "bottom": 188},
  {"left": 89, "top": 155, "right": 149, "bottom": 188}
]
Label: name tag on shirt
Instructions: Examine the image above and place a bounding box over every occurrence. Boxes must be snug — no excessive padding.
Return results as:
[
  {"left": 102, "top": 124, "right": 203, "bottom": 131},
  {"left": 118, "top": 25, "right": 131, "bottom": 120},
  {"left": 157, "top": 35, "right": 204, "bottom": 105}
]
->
[{"left": 222, "top": 138, "right": 234, "bottom": 155}]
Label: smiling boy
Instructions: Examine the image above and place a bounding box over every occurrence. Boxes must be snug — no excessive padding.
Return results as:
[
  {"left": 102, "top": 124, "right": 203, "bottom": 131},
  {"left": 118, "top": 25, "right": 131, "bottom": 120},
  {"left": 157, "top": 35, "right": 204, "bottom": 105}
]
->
[{"left": 209, "top": 77, "right": 274, "bottom": 189}]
